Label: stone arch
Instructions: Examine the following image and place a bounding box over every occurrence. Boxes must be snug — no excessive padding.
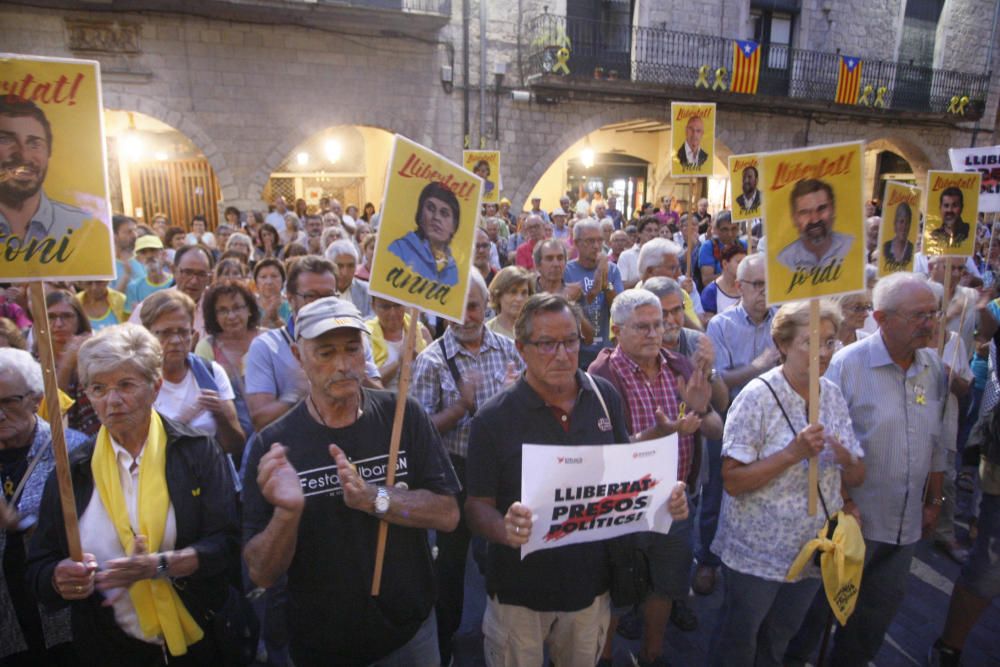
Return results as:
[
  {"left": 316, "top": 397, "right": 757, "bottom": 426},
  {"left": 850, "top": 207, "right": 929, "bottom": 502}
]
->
[
  {"left": 864, "top": 134, "right": 934, "bottom": 188},
  {"left": 247, "top": 119, "right": 403, "bottom": 205},
  {"left": 102, "top": 92, "right": 238, "bottom": 202},
  {"left": 513, "top": 105, "right": 736, "bottom": 210}
]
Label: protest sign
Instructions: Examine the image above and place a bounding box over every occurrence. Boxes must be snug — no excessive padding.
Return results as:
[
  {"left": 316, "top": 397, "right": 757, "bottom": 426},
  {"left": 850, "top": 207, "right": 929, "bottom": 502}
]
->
[
  {"left": 761, "top": 142, "right": 865, "bottom": 305},
  {"left": 730, "top": 153, "right": 762, "bottom": 221},
  {"left": 670, "top": 102, "right": 715, "bottom": 178},
  {"left": 922, "top": 170, "right": 981, "bottom": 257},
  {"left": 519, "top": 436, "right": 678, "bottom": 559},
  {"left": 948, "top": 145, "right": 1000, "bottom": 213},
  {"left": 463, "top": 149, "right": 501, "bottom": 204},
  {"left": 368, "top": 135, "right": 482, "bottom": 322},
  {"left": 877, "top": 181, "right": 921, "bottom": 277},
  {"left": 0, "top": 54, "right": 114, "bottom": 281}
]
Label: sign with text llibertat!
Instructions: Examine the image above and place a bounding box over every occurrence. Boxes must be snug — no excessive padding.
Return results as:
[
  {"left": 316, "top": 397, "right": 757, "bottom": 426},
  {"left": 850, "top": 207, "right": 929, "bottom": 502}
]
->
[
  {"left": 761, "top": 142, "right": 866, "bottom": 305},
  {"left": 0, "top": 54, "right": 114, "bottom": 281},
  {"left": 369, "top": 135, "right": 483, "bottom": 322}
]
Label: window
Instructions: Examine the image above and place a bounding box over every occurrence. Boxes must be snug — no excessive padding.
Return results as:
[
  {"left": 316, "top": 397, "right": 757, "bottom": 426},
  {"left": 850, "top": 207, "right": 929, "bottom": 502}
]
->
[{"left": 751, "top": 10, "right": 793, "bottom": 70}]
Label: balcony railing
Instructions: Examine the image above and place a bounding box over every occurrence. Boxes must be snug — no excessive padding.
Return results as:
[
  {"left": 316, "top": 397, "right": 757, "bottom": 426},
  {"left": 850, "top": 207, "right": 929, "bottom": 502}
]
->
[{"left": 525, "top": 13, "right": 989, "bottom": 117}]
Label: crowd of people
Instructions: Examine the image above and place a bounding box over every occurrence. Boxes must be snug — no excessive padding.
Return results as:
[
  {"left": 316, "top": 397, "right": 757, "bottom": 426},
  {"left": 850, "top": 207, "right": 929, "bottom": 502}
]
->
[{"left": 0, "top": 189, "right": 998, "bottom": 667}]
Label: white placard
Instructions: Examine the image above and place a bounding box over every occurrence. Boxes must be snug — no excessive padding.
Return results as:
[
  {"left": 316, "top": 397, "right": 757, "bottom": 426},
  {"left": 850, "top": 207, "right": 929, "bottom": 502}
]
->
[{"left": 948, "top": 145, "right": 1000, "bottom": 213}]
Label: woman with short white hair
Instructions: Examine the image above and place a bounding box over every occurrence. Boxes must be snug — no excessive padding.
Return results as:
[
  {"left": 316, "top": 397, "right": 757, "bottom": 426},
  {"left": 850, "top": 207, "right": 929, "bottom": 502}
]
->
[
  {"left": 25, "top": 324, "right": 240, "bottom": 665},
  {"left": 0, "top": 349, "right": 88, "bottom": 664},
  {"left": 325, "top": 239, "right": 372, "bottom": 319}
]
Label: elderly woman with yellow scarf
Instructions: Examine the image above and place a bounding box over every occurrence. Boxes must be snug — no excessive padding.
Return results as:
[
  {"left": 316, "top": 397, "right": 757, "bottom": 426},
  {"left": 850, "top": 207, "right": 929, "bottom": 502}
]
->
[{"left": 26, "top": 323, "right": 239, "bottom": 665}]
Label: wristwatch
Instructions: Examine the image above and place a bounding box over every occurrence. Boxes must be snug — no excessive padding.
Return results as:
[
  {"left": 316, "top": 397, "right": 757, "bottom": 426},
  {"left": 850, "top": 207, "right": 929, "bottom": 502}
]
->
[
  {"left": 374, "top": 486, "right": 391, "bottom": 517},
  {"left": 154, "top": 553, "right": 169, "bottom": 579},
  {"left": 707, "top": 369, "right": 718, "bottom": 384}
]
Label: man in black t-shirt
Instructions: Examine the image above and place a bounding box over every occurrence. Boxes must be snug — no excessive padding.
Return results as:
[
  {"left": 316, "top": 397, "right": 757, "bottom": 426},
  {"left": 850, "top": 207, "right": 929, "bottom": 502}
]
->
[
  {"left": 242, "top": 297, "right": 461, "bottom": 667},
  {"left": 466, "top": 294, "right": 688, "bottom": 667}
]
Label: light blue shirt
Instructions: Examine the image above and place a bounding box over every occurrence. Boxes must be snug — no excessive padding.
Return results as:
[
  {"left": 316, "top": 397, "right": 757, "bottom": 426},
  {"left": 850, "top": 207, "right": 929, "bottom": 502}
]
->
[
  {"left": 706, "top": 303, "right": 776, "bottom": 400},
  {"left": 825, "top": 331, "right": 948, "bottom": 545},
  {"left": 564, "top": 259, "right": 624, "bottom": 352},
  {"left": 0, "top": 191, "right": 92, "bottom": 243}
]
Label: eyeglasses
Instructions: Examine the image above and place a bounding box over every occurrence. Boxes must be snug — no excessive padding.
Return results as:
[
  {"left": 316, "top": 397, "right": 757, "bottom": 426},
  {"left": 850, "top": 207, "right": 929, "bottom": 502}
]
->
[
  {"left": 889, "top": 309, "right": 942, "bottom": 324},
  {"left": 178, "top": 268, "right": 211, "bottom": 281},
  {"left": 740, "top": 279, "right": 766, "bottom": 292},
  {"left": 0, "top": 394, "right": 27, "bottom": 415},
  {"left": 151, "top": 327, "right": 193, "bottom": 341},
  {"left": 847, "top": 304, "right": 873, "bottom": 314},
  {"left": 475, "top": 243, "right": 492, "bottom": 250},
  {"left": 524, "top": 337, "right": 582, "bottom": 355},
  {"left": 625, "top": 321, "right": 666, "bottom": 336},
  {"left": 576, "top": 237, "right": 603, "bottom": 246},
  {"left": 662, "top": 305, "right": 685, "bottom": 319},
  {"left": 216, "top": 305, "right": 249, "bottom": 318},
  {"left": 294, "top": 290, "right": 339, "bottom": 303},
  {"left": 47, "top": 312, "right": 78, "bottom": 323},
  {"left": 85, "top": 379, "right": 150, "bottom": 400}
]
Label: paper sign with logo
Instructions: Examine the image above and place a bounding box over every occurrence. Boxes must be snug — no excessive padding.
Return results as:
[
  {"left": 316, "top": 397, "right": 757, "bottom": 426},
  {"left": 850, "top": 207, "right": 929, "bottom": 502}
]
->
[
  {"left": 462, "top": 150, "right": 501, "bottom": 204},
  {"left": 877, "top": 181, "right": 922, "bottom": 277},
  {"left": 922, "top": 170, "right": 981, "bottom": 258},
  {"left": 368, "top": 135, "right": 483, "bottom": 322},
  {"left": 948, "top": 145, "right": 1000, "bottom": 213},
  {"left": 519, "top": 436, "right": 679, "bottom": 559},
  {"left": 730, "top": 153, "right": 762, "bottom": 221},
  {"left": 0, "top": 54, "right": 114, "bottom": 281},
  {"left": 670, "top": 102, "right": 716, "bottom": 178},
  {"left": 761, "top": 142, "right": 866, "bottom": 305}
]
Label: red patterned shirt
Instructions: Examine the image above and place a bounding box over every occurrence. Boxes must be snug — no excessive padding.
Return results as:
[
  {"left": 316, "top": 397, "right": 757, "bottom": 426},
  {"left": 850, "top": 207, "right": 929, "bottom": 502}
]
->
[{"left": 608, "top": 346, "right": 694, "bottom": 481}]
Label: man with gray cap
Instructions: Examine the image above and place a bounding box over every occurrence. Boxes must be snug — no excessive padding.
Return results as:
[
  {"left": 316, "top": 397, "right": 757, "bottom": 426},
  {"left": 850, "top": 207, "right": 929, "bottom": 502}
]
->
[{"left": 243, "top": 296, "right": 461, "bottom": 667}]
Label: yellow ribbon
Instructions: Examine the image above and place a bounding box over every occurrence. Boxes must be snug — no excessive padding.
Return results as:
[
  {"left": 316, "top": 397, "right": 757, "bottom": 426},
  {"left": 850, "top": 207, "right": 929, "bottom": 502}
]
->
[
  {"left": 947, "top": 95, "right": 970, "bottom": 114},
  {"left": 92, "top": 411, "right": 204, "bottom": 656},
  {"left": 786, "top": 511, "right": 865, "bottom": 625},
  {"left": 713, "top": 67, "right": 728, "bottom": 91},
  {"left": 857, "top": 84, "right": 873, "bottom": 106},
  {"left": 874, "top": 86, "right": 887, "bottom": 108},
  {"left": 695, "top": 65, "right": 710, "bottom": 88},
  {"left": 553, "top": 47, "right": 570, "bottom": 75}
]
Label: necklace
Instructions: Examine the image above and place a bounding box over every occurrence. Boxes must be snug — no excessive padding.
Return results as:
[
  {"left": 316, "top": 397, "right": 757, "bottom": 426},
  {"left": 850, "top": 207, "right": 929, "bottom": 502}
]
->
[{"left": 308, "top": 394, "right": 362, "bottom": 427}]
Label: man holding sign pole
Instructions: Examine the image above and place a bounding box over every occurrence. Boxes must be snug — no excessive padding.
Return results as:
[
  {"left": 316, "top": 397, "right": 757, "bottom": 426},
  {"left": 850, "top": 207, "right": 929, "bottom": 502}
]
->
[
  {"left": 466, "top": 294, "right": 688, "bottom": 667},
  {"left": 242, "top": 297, "right": 460, "bottom": 666}
]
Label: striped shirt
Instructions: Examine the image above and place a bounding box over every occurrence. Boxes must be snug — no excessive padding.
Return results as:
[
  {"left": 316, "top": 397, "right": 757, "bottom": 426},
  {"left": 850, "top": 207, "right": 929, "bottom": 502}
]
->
[
  {"left": 825, "top": 331, "right": 948, "bottom": 545},
  {"left": 607, "top": 347, "right": 694, "bottom": 481},
  {"left": 411, "top": 327, "right": 524, "bottom": 458},
  {"left": 706, "top": 303, "right": 776, "bottom": 400}
]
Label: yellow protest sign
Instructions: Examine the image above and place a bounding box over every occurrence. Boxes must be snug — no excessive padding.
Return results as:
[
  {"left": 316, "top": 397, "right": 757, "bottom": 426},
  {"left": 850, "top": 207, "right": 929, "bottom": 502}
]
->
[
  {"left": 922, "top": 170, "right": 980, "bottom": 258},
  {"left": 878, "top": 181, "right": 921, "bottom": 277},
  {"left": 463, "top": 150, "right": 501, "bottom": 204},
  {"left": 0, "top": 54, "right": 114, "bottom": 282},
  {"left": 729, "top": 154, "right": 761, "bottom": 221},
  {"left": 670, "top": 102, "right": 715, "bottom": 178},
  {"left": 368, "top": 135, "right": 482, "bottom": 322},
  {"left": 761, "top": 142, "right": 866, "bottom": 305}
]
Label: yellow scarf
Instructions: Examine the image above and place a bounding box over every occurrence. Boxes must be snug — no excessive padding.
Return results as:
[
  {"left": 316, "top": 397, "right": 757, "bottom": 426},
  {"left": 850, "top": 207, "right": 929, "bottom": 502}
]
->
[
  {"left": 786, "top": 511, "right": 865, "bottom": 625},
  {"left": 92, "top": 411, "right": 204, "bottom": 656}
]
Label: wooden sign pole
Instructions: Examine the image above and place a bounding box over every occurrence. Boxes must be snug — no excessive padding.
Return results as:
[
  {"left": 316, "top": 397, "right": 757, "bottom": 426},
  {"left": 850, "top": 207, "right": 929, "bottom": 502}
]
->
[
  {"left": 937, "top": 258, "right": 953, "bottom": 356},
  {"left": 371, "top": 306, "right": 421, "bottom": 596},
  {"left": 807, "top": 299, "right": 820, "bottom": 516},
  {"left": 686, "top": 178, "right": 696, "bottom": 279},
  {"left": 27, "top": 282, "right": 83, "bottom": 562}
]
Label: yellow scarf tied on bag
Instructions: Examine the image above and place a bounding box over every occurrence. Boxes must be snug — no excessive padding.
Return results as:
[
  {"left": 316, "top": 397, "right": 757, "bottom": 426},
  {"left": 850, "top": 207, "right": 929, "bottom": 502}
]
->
[
  {"left": 92, "top": 411, "right": 204, "bottom": 656},
  {"left": 786, "top": 511, "right": 865, "bottom": 625}
]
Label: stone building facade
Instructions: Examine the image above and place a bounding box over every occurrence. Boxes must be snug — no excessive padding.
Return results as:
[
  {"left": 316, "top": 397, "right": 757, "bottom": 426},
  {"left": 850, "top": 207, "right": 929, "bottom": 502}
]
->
[{"left": 1, "top": 0, "right": 997, "bottom": 217}]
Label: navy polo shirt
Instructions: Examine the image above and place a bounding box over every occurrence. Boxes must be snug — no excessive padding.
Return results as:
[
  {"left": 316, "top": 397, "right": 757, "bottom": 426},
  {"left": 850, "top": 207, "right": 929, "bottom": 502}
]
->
[{"left": 467, "top": 370, "right": 630, "bottom": 611}]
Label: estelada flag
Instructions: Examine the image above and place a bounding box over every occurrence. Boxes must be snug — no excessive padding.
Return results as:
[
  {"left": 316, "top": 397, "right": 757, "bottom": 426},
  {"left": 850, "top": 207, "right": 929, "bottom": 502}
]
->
[
  {"left": 731, "top": 40, "right": 760, "bottom": 95},
  {"left": 835, "top": 55, "right": 863, "bottom": 105}
]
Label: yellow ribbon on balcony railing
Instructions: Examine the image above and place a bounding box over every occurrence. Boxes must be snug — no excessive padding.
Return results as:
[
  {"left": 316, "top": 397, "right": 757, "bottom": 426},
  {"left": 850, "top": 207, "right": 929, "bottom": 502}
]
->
[
  {"left": 857, "top": 84, "right": 874, "bottom": 106},
  {"left": 874, "top": 86, "right": 887, "bottom": 108},
  {"left": 947, "top": 95, "right": 970, "bottom": 114},
  {"left": 713, "top": 67, "right": 728, "bottom": 91},
  {"left": 553, "top": 47, "right": 570, "bottom": 75},
  {"left": 695, "top": 65, "right": 710, "bottom": 88}
]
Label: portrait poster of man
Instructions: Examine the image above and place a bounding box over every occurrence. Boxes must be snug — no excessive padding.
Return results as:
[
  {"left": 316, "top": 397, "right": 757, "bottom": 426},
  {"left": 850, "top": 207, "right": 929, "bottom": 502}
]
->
[
  {"left": 462, "top": 149, "right": 501, "bottom": 204},
  {"left": 877, "top": 181, "right": 922, "bottom": 277},
  {"left": 369, "top": 135, "right": 483, "bottom": 322},
  {"left": 729, "top": 153, "right": 762, "bottom": 221},
  {"left": 670, "top": 102, "right": 715, "bottom": 178},
  {"left": 922, "top": 170, "right": 981, "bottom": 257},
  {"left": 761, "top": 141, "right": 866, "bottom": 305},
  {"left": 0, "top": 54, "right": 114, "bottom": 281}
]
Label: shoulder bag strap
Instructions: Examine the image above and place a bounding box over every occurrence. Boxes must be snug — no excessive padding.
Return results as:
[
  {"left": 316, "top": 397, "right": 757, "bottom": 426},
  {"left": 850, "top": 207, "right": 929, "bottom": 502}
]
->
[{"left": 584, "top": 372, "right": 612, "bottom": 423}]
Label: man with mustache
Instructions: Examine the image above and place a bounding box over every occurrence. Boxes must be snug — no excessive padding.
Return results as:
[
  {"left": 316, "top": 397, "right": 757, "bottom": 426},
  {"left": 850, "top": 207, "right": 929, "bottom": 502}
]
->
[
  {"left": 243, "top": 296, "right": 461, "bottom": 666},
  {"left": 776, "top": 179, "right": 855, "bottom": 271},
  {"left": 0, "top": 97, "right": 90, "bottom": 244},
  {"left": 410, "top": 270, "right": 523, "bottom": 664},
  {"left": 929, "top": 186, "right": 971, "bottom": 250}
]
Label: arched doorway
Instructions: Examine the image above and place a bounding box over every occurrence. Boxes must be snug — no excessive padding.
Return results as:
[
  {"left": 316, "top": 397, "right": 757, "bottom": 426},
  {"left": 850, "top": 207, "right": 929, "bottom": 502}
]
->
[
  {"left": 864, "top": 136, "right": 933, "bottom": 210},
  {"left": 263, "top": 126, "right": 395, "bottom": 216},
  {"left": 104, "top": 110, "right": 221, "bottom": 229}
]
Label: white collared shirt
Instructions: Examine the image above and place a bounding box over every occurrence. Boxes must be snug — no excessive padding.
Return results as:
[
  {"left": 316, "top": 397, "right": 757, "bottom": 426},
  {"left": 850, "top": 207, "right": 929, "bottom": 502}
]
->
[{"left": 79, "top": 437, "right": 177, "bottom": 644}]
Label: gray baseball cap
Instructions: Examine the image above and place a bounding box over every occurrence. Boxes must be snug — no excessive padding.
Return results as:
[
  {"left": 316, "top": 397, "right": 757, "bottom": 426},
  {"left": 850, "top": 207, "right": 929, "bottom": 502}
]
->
[{"left": 295, "top": 297, "right": 370, "bottom": 340}]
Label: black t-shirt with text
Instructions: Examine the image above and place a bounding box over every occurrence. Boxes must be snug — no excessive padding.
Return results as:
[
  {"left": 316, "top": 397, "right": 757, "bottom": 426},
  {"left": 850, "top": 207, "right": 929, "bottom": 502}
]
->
[{"left": 242, "top": 391, "right": 460, "bottom": 666}]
